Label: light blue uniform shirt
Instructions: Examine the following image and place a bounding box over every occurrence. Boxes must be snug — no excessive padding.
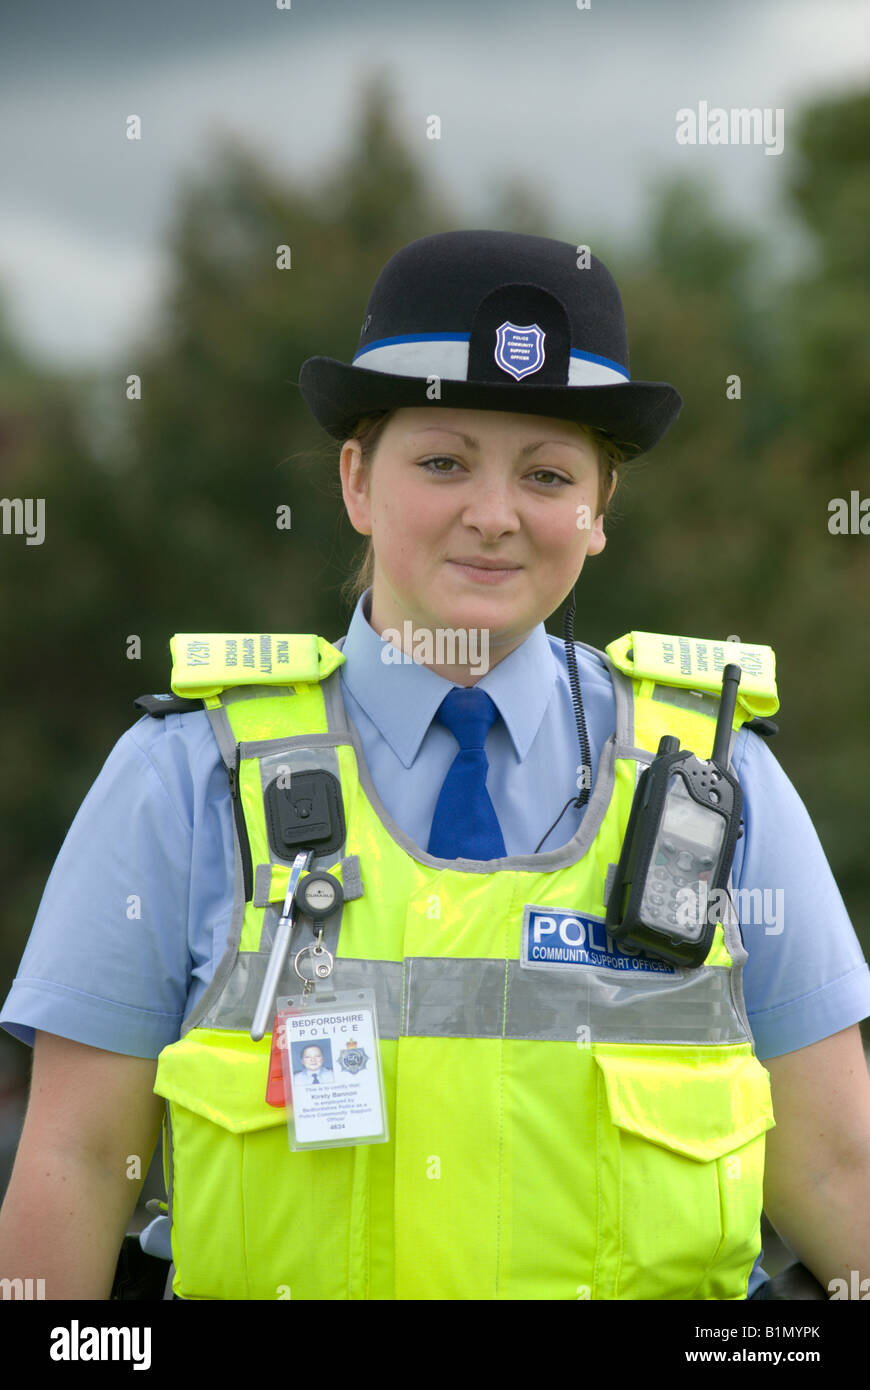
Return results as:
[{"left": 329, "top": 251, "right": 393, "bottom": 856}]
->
[{"left": 4, "top": 589, "right": 869, "bottom": 1296}]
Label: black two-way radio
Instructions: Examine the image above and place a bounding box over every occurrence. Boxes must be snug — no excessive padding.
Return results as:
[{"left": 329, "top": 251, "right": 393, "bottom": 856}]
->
[{"left": 605, "top": 664, "right": 744, "bottom": 968}]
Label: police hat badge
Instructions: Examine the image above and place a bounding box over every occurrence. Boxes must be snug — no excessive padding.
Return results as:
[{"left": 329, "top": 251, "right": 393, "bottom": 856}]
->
[{"left": 494, "top": 321, "right": 546, "bottom": 380}]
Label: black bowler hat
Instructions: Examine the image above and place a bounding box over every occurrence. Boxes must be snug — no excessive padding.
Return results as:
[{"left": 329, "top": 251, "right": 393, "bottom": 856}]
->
[{"left": 298, "top": 229, "right": 682, "bottom": 457}]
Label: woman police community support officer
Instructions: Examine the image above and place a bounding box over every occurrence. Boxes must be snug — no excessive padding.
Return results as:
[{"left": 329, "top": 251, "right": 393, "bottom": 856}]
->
[{"left": 1, "top": 230, "right": 869, "bottom": 1302}]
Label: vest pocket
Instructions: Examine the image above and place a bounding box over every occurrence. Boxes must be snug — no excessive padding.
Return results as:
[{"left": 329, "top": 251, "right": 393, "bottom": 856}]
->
[
  {"left": 157, "top": 1028, "right": 366, "bottom": 1299},
  {"left": 155, "top": 1029, "right": 288, "bottom": 1299},
  {"left": 591, "top": 1045, "right": 775, "bottom": 1300}
]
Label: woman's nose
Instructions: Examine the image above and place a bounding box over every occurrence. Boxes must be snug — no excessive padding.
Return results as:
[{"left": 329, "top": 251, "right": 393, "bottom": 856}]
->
[{"left": 460, "top": 478, "right": 521, "bottom": 535}]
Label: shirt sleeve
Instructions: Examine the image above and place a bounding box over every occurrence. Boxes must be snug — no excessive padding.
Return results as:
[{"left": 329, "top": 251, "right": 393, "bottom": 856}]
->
[
  {"left": 731, "top": 726, "right": 870, "bottom": 1060},
  {"left": 0, "top": 710, "right": 222, "bottom": 1059}
]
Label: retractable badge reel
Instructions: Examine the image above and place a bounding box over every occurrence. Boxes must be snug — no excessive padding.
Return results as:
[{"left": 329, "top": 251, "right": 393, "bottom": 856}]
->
[
  {"left": 605, "top": 664, "right": 745, "bottom": 968},
  {"left": 252, "top": 769, "right": 388, "bottom": 1151}
]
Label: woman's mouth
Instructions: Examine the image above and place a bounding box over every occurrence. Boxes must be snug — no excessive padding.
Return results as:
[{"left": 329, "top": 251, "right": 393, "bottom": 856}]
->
[{"left": 446, "top": 558, "right": 521, "bottom": 584}]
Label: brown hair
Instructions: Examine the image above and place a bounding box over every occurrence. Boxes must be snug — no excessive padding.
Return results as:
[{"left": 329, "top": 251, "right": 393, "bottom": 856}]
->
[{"left": 338, "top": 410, "right": 629, "bottom": 610}]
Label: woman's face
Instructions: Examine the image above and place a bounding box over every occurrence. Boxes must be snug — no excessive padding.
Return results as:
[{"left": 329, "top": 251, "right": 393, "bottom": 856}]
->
[{"left": 340, "top": 406, "right": 612, "bottom": 668}]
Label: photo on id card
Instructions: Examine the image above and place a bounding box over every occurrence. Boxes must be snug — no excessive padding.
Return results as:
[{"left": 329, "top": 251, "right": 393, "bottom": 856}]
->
[{"left": 277, "top": 988, "right": 389, "bottom": 1150}]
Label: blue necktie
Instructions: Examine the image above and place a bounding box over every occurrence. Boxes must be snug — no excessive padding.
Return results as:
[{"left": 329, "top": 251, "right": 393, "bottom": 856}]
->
[{"left": 427, "top": 687, "right": 507, "bottom": 860}]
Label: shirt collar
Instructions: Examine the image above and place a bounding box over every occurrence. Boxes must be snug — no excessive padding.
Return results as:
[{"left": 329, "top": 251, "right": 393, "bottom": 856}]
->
[{"left": 335, "top": 588, "right": 558, "bottom": 767}]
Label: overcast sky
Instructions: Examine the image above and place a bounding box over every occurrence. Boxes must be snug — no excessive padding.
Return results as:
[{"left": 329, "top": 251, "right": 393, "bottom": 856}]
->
[{"left": 0, "top": 0, "right": 867, "bottom": 369}]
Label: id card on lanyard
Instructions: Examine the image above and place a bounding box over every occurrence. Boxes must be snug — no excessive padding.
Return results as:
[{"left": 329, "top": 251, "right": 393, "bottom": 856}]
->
[
  {"left": 254, "top": 834, "right": 388, "bottom": 1150},
  {"left": 274, "top": 989, "right": 389, "bottom": 1151}
]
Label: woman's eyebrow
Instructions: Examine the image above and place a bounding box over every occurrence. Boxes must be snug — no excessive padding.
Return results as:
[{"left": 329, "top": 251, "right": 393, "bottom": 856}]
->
[{"left": 407, "top": 428, "right": 585, "bottom": 456}]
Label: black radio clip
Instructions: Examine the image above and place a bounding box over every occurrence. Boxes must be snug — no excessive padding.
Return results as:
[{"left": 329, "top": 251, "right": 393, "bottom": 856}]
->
[{"left": 605, "top": 664, "right": 744, "bottom": 969}]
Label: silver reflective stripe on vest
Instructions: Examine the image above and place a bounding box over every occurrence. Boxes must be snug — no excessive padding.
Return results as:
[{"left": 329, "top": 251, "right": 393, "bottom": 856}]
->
[
  {"left": 405, "top": 957, "right": 744, "bottom": 1043},
  {"left": 222, "top": 684, "right": 298, "bottom": 705},
  {"left": 196, "top": 952, "right": 402, "bottom": 1036},
  {"left": 719, "top": 889, "right": 753, "bottom": 1041},
  {"left": 650, "top": 684, "right": 722, "bottom": 720},
  {"left": 183, "top": 703, "right": 249, "bottom": 1035},
  {"left": 204, "top": 702, "right": 237, "bottom": 772},
  {"left": 198, "top": 952, "right": 746, "bottom": 1044}
]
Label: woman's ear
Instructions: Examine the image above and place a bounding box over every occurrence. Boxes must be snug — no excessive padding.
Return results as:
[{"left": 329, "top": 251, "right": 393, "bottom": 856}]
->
[
  {"left": 586, "top": 513, "right": 608, "bottom": 557},
  {"left": 340, "top": 440, "right": 372, "bottom": 536},
  {"left": 586, "top": 468, "right": 617, "bottom": 557}
]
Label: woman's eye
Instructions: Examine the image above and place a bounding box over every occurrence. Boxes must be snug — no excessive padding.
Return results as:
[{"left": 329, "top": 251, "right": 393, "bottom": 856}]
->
[
  {"left": 529, "top": 469, "right": 570, "bottom": 487},
  {"left": 418, "top": 456, "right": 460, "bottom": 474}
]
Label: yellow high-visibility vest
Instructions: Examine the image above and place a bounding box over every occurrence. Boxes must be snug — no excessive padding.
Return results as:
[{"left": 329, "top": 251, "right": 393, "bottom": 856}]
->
[{"left": 153, "top": 630, "right": 778, "bottom": 1300}]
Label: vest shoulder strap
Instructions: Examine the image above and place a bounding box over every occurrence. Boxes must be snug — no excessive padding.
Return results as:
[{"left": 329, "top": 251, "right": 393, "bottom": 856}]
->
[
  {"left": 606, "top": 631, "right": 779, "bottom": 720},
  {"left": 134, "top": 692, "right": 205, "bottom": 719},
  {"left": 168, "top": 632, "right": 345, "bottom": 702}
]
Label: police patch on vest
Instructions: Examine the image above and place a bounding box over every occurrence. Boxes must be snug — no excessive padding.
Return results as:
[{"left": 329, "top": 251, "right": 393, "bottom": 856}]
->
[
  {"left": 494, "top": 321, "right": 546, "bottom": 380},
  {"left": 521, "top": 906, "right": 677, "bottom": 975}
]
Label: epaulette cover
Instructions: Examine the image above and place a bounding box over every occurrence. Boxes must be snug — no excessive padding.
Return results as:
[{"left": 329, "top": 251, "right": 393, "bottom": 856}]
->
[
  {"left": 168, "top": 633, "right": 346, "bottom": 703},
  {"left": 606, "top": 631, "right": 779, "bottom": 720}
]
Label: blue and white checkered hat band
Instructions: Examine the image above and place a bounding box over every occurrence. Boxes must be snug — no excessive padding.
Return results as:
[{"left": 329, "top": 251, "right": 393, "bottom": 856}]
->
[{"left": 353, "top": 334, "right": 630, "bottom": 387}]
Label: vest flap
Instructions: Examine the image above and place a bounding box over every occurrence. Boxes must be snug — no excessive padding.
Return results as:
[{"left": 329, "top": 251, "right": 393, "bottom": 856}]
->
[
  {"left": 169, "top": 633, "right": 346, "bottom": 699},
  {"left": 154, "top": 1028, "right": 287, "bottom": 1133},
  {"left": 593, "top": 1045, "right": 775, "bottom": 1161},
  {"left": 607, "top": 632, "right": 779, "bottom": 719}
]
